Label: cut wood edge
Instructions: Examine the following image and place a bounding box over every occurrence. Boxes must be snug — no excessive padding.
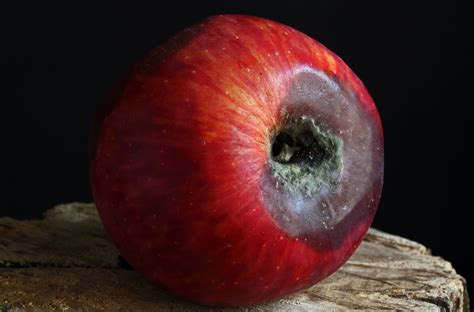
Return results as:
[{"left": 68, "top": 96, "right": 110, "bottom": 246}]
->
[{"left": 0, "top": 203, "right": 470, "bottom": 311}]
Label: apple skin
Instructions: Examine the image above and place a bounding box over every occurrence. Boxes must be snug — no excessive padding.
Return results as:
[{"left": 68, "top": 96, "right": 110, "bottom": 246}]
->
[{"left": 90, "top": 15, "right": 383, "bottom": 306}]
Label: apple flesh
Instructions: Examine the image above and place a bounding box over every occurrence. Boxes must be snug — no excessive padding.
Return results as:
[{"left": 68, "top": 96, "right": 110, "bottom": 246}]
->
[{"left": 90, "top": 15, "right": 383, "bottom": 306}]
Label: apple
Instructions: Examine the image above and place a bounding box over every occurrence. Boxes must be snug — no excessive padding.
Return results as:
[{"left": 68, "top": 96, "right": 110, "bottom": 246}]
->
[{"left": 89, "top": 14, "right": 384, "bottom": 307}]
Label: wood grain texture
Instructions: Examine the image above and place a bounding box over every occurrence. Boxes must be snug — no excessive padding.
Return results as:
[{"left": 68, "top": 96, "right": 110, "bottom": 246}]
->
[{"left": 0, "top": 203, "right": 469, "bottom": 311}]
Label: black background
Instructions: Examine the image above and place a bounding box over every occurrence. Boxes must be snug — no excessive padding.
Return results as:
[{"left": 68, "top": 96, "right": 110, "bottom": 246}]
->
[{"left": 2, "top": 1, "right": 472, "bottom": 303}]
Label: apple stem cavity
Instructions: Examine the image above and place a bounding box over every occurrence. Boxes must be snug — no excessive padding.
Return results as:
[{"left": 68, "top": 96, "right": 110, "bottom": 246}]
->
[{"left": 269, "top": 115, "right": 344, "bottom": 196}]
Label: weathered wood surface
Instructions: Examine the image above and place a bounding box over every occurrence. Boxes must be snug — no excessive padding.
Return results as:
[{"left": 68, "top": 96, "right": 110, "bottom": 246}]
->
[{"left": 0, "top": 203, "right": 469, "bottom": 311}]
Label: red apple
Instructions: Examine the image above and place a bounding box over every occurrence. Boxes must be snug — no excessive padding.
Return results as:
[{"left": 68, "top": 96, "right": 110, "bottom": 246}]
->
[{"left": 90, "top": 14, "right": 383, "bottom": 306}]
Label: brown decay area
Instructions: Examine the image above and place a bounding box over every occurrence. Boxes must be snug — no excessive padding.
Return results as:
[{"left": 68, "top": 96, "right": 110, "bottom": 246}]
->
[
  {"left": 269, "top": 115, "right": 343, "bottom": 196},
  {"left": 0, "top": 203, "right": 469, "bottom": 311},
  {"left": 261, "top": 69, "right": 384, "bottom": 250}
]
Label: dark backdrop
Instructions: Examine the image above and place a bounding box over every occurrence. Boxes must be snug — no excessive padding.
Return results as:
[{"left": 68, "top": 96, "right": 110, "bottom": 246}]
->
[{"left": 2, "top": 1, "right": 471, "bottom": 301}]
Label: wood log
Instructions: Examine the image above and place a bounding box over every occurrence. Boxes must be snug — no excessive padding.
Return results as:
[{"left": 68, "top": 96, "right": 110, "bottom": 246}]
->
[{"left": 0, "top": 203, "right": 469, "bottom": 311}]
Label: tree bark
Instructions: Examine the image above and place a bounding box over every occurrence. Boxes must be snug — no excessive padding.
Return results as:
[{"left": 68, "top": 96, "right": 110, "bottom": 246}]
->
[{"left": 0, "top": 203, "right": 469, "bottom": 311}]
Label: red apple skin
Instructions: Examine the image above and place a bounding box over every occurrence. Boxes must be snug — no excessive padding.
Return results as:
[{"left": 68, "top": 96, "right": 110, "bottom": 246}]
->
[{"left": 90, "top": 15, "right": 383, "bottom": 306}]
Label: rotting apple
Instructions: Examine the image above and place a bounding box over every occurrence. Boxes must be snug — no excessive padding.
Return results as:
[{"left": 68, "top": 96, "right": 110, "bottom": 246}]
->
[{"left": 89, "top": 14, "right": 384, "bottom": 307}]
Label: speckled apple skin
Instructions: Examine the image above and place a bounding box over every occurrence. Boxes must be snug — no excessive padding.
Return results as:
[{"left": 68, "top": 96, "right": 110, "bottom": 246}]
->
[{"left": 90, "top": 15, "right": 383, "bottom": 306}]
